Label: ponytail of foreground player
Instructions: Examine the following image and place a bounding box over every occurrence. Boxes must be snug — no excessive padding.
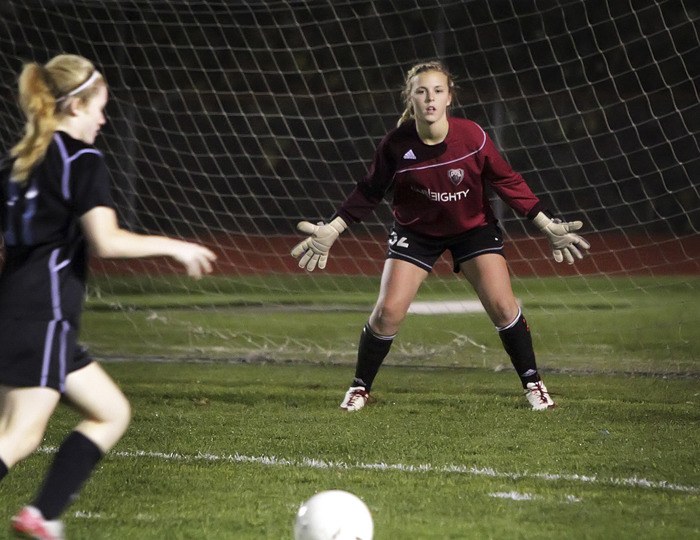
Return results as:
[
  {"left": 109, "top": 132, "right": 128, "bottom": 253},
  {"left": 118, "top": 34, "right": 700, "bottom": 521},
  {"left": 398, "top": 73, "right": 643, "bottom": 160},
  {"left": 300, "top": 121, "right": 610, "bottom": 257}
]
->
[
  {"left": 292, "top": 60, "right": 590, "bottom": 414},
  {"left": 0, "top": 54, "right": 216, "bottom": 540}
]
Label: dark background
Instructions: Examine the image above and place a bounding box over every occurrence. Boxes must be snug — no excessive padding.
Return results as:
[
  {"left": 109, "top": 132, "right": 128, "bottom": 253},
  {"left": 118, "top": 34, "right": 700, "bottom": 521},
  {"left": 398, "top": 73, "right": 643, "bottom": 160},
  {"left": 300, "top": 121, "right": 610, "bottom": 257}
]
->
[{"left": 1, "top": 0, "right": 698, "bottom": 239}]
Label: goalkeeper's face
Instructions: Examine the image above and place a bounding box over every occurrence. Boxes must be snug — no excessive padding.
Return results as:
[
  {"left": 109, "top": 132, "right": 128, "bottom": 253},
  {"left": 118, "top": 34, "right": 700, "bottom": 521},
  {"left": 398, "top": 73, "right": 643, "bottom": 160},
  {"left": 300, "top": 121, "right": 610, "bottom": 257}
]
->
[{"left": 409, "top": 70, "right": 452, "bottom": 126}]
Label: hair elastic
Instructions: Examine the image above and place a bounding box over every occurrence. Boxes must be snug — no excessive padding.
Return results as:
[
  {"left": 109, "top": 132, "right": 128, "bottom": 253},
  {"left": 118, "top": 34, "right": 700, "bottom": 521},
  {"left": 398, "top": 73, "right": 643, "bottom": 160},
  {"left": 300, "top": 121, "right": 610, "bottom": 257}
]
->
[{"left": 56, "top": 70, "right": 100, "bottom": 102}]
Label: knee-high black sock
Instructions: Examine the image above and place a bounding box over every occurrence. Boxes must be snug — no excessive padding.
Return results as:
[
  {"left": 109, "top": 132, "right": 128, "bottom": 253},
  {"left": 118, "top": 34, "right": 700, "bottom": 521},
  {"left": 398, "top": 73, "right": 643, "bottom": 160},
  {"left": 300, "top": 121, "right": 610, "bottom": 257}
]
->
[
  {"left": 352, "top": 323, "right": 395, "bottom": 392},
  {"left": 33, "top": 431, "right": 103, "bottom": 520},
  {"left": 0, "top": 457, "right": 8, "bottom": 481},
  {"left": 497, "top": 308, "right": 540, "bottom": 388}
]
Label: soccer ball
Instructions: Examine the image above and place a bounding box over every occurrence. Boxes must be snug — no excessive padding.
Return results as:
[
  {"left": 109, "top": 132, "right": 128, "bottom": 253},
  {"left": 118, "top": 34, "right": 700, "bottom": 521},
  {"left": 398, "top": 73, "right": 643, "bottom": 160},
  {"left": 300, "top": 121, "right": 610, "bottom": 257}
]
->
[{"left": 294, "top": 490, "right": 374, "bottom": 540}]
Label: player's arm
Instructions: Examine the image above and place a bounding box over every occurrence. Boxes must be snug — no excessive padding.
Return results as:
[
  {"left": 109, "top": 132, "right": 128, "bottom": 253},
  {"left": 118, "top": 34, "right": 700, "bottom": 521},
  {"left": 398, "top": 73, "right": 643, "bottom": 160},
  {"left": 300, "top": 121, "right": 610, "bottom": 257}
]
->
[
  {"left": 291, "top": 136, "right": 395, "bottom": 272},
  {"left": 481, "top": 133, "right": 542, "bottom": 213},
  {"left": 80, "top": 206, "right": 216, "bottom": 278},
  {"left": 481, "top": 133, "right": 591, "bottom": 264}
]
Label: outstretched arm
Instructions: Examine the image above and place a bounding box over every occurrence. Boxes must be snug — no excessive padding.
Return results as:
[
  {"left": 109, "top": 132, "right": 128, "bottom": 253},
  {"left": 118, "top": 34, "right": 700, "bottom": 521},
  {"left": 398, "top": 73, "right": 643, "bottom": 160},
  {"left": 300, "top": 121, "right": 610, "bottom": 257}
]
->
[
  {"left": 80, "top": 206, "right": 217, "bottom": 278},
  {"left": 480, "top": 134, "right": 591, "bottom": 265}
]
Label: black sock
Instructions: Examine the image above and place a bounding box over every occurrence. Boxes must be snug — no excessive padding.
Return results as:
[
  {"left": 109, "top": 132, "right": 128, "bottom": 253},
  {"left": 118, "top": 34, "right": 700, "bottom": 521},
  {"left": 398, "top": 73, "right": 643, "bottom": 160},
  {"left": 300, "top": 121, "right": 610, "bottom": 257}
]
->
[
  {"left": 0, "top": 457, "right": 8, "bottom": 481},
  {"left": 33, "top": 431, "right": 103, "bottom": 520},
  {"left": 497, "top": 309, "right": 540, "bottom": 387},
  {"left": 352, "top": 323, "right": 395, "bottom": 392}
]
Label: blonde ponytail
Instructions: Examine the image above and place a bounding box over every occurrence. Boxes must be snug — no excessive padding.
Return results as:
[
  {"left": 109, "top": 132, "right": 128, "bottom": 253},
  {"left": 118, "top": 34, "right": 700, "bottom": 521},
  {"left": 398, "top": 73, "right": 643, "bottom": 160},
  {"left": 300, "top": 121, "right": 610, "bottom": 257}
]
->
[
  {"left": 9, "top": 54, "right": 102, "bottom": 183},
  {"left": 10, "top": 64, "right": 58, "bottom": 183}
]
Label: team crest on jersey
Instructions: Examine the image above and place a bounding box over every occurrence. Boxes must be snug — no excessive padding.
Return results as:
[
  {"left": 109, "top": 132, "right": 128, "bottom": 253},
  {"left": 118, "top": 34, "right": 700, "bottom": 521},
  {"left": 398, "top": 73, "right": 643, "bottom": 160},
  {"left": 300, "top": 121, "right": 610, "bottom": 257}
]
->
[{"left": 448, "top": 168, "right": 464, "bottom": 186}]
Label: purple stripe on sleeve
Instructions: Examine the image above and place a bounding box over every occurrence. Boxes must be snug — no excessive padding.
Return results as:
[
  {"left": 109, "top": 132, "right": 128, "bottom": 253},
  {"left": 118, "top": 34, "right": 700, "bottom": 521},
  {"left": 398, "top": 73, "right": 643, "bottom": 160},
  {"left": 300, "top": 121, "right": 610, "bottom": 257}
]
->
[{"left": 53, "top": 133, "right": 71, "bottom": 200}]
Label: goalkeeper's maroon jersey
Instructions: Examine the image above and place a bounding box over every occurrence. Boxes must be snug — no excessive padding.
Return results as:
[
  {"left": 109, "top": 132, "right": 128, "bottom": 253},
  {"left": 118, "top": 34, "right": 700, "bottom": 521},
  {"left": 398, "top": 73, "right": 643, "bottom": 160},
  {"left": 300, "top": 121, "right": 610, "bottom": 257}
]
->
[{"left": 336, "top": 117, "right": 543, "bottom": 238}]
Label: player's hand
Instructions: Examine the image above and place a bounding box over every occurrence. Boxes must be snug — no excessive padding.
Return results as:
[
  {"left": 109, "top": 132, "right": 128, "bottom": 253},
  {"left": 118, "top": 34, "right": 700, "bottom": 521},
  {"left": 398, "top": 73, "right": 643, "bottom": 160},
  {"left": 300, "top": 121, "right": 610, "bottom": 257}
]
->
[
  {"left": 532, "top": 211, "right": 590, "bottom": 264},
  {"left": 172, "top": 242, "right": 217, "bottom": 278},
  {"left": 290, "top": 216, "right": 347, "bottom": 271}
]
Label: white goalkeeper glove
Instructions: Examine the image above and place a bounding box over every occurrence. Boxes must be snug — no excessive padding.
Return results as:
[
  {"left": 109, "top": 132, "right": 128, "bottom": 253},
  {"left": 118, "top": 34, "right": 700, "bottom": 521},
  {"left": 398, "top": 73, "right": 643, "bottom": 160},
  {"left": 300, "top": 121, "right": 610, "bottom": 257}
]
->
[
  {"left": 290, "top": 216, "right": 348, "bottom": 271},
  {"left": 532, "top": 211, "right": 591, "bottom": 265}
]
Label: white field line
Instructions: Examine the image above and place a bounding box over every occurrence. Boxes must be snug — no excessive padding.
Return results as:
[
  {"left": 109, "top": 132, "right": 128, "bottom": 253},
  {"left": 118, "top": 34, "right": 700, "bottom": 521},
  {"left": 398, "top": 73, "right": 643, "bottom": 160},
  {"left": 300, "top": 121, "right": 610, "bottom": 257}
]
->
[
  {"left": 38, "top": 446, "right": 698, "bottom": 494},
  {"left": 408, "top": 300, "right": 484, "bottom": 314},
  {"left": 489, "top": 491, "right": 538, "bottom": 501}
]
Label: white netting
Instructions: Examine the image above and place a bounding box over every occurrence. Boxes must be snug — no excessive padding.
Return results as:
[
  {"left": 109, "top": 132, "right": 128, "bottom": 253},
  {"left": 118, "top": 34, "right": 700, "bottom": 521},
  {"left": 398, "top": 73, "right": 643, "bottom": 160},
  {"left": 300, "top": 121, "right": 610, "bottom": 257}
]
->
[{"left": 0, "top": 0, "right": 698, "bottom": 369}]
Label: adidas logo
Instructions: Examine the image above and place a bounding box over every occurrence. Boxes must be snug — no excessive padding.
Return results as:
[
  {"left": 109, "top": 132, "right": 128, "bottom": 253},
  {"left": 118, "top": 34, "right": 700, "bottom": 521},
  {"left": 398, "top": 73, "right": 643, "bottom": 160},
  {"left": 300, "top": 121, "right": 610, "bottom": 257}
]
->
[{"left": 403, "top": 149, "right": 416, "bottom": 160}]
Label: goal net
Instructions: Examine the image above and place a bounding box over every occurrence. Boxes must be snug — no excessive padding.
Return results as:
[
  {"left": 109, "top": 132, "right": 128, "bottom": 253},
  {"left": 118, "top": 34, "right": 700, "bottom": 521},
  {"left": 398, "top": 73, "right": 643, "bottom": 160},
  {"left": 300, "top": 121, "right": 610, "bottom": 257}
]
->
[{"left": 1, "top": 0, "right": 697, "bottom": 374}]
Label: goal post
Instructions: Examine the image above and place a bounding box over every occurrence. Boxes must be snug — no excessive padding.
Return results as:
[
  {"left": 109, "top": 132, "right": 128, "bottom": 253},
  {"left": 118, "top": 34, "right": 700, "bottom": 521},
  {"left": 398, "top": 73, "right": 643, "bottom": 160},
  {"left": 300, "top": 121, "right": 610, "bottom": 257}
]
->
[{"left": 0, "top": 0, "right": 697, "bottom": 372}]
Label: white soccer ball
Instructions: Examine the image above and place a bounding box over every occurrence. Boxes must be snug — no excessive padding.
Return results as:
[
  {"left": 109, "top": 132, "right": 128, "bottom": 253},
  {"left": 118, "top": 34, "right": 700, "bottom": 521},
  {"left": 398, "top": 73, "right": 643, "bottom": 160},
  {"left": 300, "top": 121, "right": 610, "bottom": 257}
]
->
[{"left": 294, "top": 489, "right": 374, "bottom": 540}]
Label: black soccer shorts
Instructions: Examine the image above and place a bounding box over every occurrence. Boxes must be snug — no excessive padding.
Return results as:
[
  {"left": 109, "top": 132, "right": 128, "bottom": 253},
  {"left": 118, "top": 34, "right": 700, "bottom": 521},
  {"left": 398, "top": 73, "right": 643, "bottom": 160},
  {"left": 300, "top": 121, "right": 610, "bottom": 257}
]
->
[
  {"left": 0, "top": 319, "right": 93, "bottom": 392},
  {"left": 386, "top": 222, "right": 505, "bottom": 273}
]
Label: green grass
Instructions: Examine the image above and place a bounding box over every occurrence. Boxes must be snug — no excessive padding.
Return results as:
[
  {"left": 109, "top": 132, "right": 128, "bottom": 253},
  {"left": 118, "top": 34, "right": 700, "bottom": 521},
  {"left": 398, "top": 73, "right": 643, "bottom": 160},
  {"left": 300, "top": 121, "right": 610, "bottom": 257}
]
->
[
  {"left": 82, "top": 275, "right": 700, "bottom": 375},
  {"left": 1, "top": 362, "right": 697, "bottom": 539},
  {"left": 3, "top": 274, "right": 695, "bottom": 537}
]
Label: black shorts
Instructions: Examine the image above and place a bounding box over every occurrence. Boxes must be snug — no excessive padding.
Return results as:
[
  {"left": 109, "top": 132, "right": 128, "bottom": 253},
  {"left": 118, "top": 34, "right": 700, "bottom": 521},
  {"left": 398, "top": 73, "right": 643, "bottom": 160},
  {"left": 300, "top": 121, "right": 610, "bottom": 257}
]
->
[
  {"left": 387, "top": 223, "right": 505, "bottom": 273},
  {"left": 0, "top": 318, "right": 92, "bottom": 393}
]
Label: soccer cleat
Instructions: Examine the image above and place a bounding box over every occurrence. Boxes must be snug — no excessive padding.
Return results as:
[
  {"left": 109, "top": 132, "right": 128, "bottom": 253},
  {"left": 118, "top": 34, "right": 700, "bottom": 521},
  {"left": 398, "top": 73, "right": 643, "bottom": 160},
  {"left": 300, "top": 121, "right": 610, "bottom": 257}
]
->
[
  {"left": 340, "top": 386, "right": 370, "bottom": 412},
  {"left": 11, "top": 506, "right": 64, "bottom": 540},
  {"left": 524, "top": 381, "right": 555, "bottom": 410}
]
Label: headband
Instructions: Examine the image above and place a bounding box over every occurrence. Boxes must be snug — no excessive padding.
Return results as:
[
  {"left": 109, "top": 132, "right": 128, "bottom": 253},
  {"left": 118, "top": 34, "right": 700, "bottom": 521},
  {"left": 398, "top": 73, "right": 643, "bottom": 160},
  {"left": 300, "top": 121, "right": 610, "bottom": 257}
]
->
[{"left": 56, "top": 70, "right": 101, "bottom": 102}]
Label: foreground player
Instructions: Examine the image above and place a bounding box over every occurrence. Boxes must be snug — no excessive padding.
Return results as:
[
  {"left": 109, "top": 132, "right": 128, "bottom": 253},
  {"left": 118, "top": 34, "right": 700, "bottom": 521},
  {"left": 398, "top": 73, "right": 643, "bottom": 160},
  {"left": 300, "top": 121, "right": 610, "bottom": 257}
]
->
[
  {"left": 292, "top": 60, "right": 589, "bottom": 413},
  {"left": 0, "top": 54, "right": 216, "bottom": 539}
]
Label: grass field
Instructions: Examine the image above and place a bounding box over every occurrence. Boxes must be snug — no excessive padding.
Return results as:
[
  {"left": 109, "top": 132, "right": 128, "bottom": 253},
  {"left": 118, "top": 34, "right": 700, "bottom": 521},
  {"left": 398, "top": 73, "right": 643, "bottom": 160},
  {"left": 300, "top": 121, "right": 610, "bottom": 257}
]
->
[
  {"left": 0, "top": 362, "right": 697, "bottom": 539},
  {"left": 83, "top": 274, "right": 699, "bottom": 375},
  {"left": 1, "top": 275, "right": 698, "bottom": 538}
]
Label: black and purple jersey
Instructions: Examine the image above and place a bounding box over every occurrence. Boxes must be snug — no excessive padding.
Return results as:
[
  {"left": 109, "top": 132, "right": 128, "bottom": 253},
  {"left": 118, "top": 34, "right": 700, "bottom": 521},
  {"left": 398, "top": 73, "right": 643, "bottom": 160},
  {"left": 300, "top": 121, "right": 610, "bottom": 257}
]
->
[
  {"left": 0, "top": 131, "right": 114, "bottom": 325},
  {"left": 0, "top": 131, "right": 114, "bottom": 390},
  {"left": 336, "top": 117, "right": 543, "bottom": 237}
]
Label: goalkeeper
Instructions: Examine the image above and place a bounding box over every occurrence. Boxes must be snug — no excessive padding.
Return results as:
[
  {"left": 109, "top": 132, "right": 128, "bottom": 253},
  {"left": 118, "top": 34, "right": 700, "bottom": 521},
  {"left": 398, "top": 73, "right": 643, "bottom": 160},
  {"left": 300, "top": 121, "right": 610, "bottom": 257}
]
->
[{"left": 292, "top": 60, "right": 590, "bottom": 413}]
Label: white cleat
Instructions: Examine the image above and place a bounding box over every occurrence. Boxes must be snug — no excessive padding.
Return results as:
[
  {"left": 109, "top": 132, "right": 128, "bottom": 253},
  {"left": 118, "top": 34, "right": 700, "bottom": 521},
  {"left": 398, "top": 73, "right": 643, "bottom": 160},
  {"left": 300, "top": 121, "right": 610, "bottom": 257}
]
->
[
  {"left": 340, "top": 386, "right": 370, "bottom": 412},
  {"left": 524, "top": 381, "right": 555, "bottom": 410}
]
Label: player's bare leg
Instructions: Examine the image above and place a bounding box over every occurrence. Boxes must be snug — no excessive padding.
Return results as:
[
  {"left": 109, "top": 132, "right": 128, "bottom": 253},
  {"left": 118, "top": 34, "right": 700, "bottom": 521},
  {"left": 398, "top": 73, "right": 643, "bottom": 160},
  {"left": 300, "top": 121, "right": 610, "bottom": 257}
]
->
[
  {"left": 369, "top": 258, "right": 429, "bottom": 336},
  {"left": 64, "top": 362, "right": 131, "bottom": 452},
  {"left": 459, "top": 253, "right": 519, "bottom": 326},
  {"left": 1, "top": 387, "right": 63, "bottom": 539},
  {"left": 12, "top": 362, "right": 132, "bottom": 537},
  {"left": 341, "top": 259, "right": 428, "bottom": 411},
  {"left": 460, "top": 254, "right": 554, "bottom": 410},
  {"left": 0, "top": 386, "right": 60, "bottom": 468}
]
